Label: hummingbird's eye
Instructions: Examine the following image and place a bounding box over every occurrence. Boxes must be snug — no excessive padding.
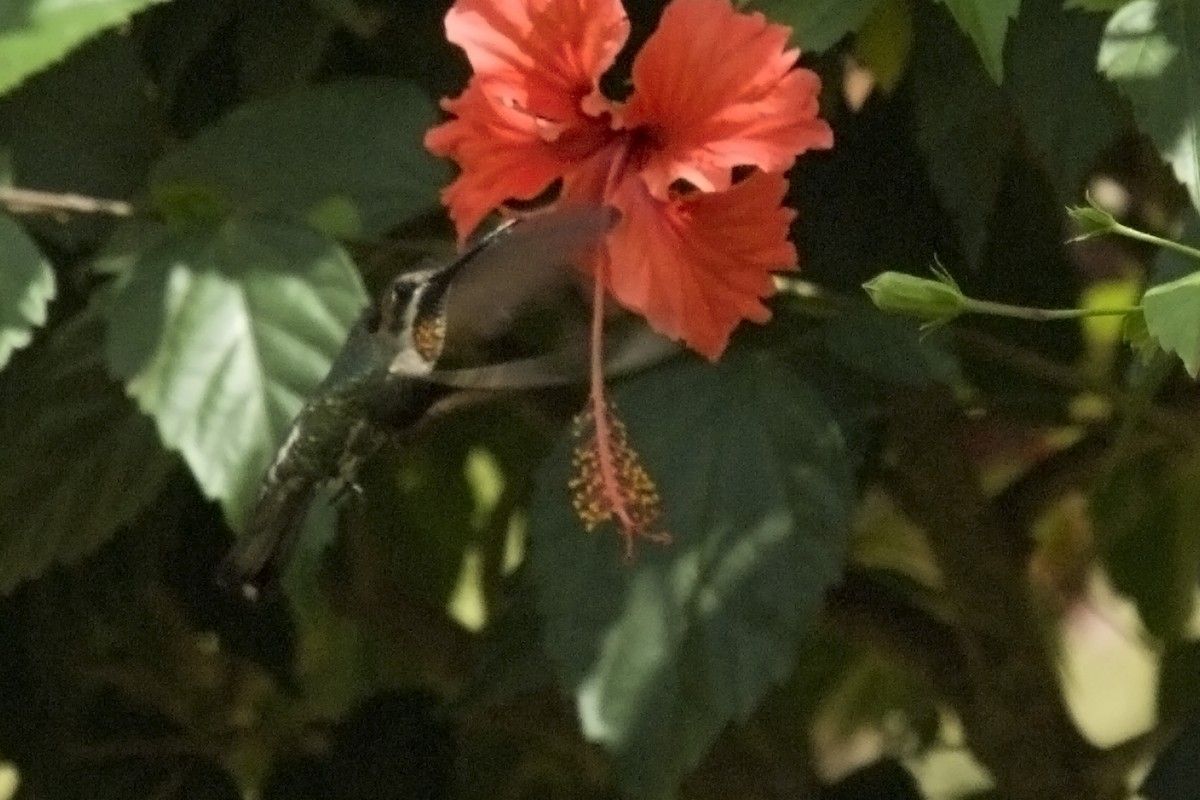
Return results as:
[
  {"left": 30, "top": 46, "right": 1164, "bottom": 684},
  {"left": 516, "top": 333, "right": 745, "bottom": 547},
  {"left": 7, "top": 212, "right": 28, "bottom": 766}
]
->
[{"left": 378, "top": 276, "right": 422, "bottom": 336}]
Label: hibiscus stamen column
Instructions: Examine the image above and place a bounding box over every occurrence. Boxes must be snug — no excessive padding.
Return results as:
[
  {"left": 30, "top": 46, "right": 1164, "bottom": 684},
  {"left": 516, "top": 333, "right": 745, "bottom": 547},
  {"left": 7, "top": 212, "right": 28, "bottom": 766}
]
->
[
  {"left": 568, "top": 252, "right": 670, "bottom": 559},
  {"left": 569, "top": 145, "right": 669, "bottom": 557}
]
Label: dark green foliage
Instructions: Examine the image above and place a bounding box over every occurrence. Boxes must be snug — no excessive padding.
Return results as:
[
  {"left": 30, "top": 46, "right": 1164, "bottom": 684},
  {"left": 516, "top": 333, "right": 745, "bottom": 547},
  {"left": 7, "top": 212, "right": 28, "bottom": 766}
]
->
[
  {"left": 1143, "top": 709, "right": 1200, "bottom": 800},
  {"left": 1, "top": 0, "right": 1199, "bottom": 799},
  {"left": 820, "top": 759, "right": 924, "bottom": 800}
]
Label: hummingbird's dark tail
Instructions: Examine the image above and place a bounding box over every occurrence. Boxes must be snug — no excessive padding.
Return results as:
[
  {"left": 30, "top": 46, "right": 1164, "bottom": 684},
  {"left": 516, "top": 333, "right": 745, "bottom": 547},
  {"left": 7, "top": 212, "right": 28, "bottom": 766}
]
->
[{"left": 215, "top": 480, "right": 315, "bottom": 603}]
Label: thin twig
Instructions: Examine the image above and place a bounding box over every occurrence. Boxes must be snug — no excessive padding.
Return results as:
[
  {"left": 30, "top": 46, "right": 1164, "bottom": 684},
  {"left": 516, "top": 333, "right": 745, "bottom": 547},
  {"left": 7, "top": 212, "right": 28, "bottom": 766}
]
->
[{"left": 0, "top": 186, "right": 135, "bottom": 217}]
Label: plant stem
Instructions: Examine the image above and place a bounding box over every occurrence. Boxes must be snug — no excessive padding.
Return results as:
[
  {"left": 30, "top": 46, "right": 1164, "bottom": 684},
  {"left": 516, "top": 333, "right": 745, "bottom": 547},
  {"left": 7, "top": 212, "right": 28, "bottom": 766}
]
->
[
  {"left": 963, "top": 298, "right": 1139, "bottom": 322},
  {"left": 1108, "top": 219, "right": 1200, "bottom": 262}
]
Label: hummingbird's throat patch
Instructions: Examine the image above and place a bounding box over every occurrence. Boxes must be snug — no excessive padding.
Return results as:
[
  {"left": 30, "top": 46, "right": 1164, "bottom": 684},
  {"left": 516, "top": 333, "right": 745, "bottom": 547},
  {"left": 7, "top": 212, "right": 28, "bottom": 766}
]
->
[{"left": 413, "top": 314, "right": 447, "bottom": 363}]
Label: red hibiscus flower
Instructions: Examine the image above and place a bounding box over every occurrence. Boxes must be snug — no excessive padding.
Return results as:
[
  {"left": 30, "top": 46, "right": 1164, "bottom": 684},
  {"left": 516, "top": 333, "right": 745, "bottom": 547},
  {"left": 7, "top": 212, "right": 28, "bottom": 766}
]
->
[
  {"left": 426, "top": 0, "right": 832, "bottom": 555},
  {"left": 427, "top": 0, "right": 832, "bottom": 359}
]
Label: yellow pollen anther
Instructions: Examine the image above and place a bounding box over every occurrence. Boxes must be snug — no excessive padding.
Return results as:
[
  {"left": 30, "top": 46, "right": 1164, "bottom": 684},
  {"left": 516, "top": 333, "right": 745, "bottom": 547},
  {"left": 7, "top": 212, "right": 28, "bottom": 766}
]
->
[{"left": 568, "top": 398, "right": 670, "bottom": 560}]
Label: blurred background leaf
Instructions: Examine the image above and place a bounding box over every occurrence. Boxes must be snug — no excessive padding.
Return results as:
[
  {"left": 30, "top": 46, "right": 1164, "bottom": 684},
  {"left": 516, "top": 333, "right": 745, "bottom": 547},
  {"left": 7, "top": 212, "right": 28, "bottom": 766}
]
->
[
  {"left": 0, "top": 310, "right": 176, "bottom": 594},
  {"left": 910, "top": 0, "right": 1011, "bottom": 268},
  {"left": 149, "top": 79, "right": 449, "bottom": 239},
  {"left": 0, "top": 0, "right": 168, "bottom": 96},
  {"left": 1098, "top": 0, "right": 1200, "bottom": 216},
  {"left": 1091, "top": 446, "right": 1200, "bottom": 641},
  {"left": 1006, "top": 0, "right": 1122, "bottom": 207},
  {"left": 749, "top": 0, "right": 881, "bottom": 52},
  {"left": 0, "top": 30, "right": 164, "bottom": 251},
  {"left": 0, "top": 212, "right": 54, "bottom": 371},
  {"left": 934, "top": 0, "right": 1020, "bottom": 82},
  {"left": 1143, "top": 706, "right": 1200, "bottom": 800}
]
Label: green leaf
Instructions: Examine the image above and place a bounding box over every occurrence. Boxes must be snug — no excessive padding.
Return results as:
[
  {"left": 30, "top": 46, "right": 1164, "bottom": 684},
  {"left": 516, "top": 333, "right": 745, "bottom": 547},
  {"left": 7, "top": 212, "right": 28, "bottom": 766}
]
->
[
  {"left": 150, "top": 79, "right": 450, "bottom": 239},
  {"left": 529, "top": 352, "right": 853, "bottom": 800},
  {"left": 0, "top": 0, "right": 169, "bottom": 96},
  {"left": 1098, "top": 0, "right": 1200, "bottom": 215},
  {"left": 104, "top": 216, "right": 367, "bottom": 523},
  {"left": 1122, "top": 309, "right": 1160, "bottom": 362},
  {"left": 853, "top": 0, "right": 914, "bottom": 93},
  {"left": 1065, "top": 0, "right": 1128, "bottom": 10},
  {"left": 0, "top": 31, "right": 163, "bottom": 251},
  {"left": 1092, "top": 447, "right": 1200, "bottom": 641},
  {"left": 1142, "top": 270, "right": 1200, "bottom": 376},
  {"left": 750, "top": 0, "right": 882, "bottom": 52},
  {"left": 1007, "top": 0, "right": 1123, "bottom": 206},
  {"left": 935, "top": 0, "right": 1021, "bottom": 82},
  {"left": 0, "top": 213, "right": 54, "bottom": 371},
  {"left": 0, "top": 310, "right": 176, "bottom": 594},
  {"left": 911, "top": 0, "right": 1012, "bottom": 266}
]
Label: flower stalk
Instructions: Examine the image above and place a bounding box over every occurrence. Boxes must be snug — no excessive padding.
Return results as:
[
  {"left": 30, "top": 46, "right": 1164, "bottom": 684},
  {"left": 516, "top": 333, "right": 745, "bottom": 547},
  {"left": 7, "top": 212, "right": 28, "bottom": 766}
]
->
[
  {"left": 1069, "top": 193, "right": 1200, "bottom": 263},
  {"left": 864, "top": 268, "right": 1141, "bottom": 328}
]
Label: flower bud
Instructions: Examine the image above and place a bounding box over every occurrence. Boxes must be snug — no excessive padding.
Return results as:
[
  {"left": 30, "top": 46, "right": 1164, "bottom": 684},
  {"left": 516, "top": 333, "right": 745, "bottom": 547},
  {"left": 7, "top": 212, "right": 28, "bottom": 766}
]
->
[
  {"left": 1067, "top": 192, "right": 1118, "bottom": 242},
  {"left": 862, "top": 270, "right": 966, "bottom": 327}
]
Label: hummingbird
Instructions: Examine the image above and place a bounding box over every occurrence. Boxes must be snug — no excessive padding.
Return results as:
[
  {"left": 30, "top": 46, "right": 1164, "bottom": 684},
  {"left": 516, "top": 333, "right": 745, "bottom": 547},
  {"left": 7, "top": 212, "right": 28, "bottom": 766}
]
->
[{"left": 217, "top": 206, "right": 675, "bottom": 602}]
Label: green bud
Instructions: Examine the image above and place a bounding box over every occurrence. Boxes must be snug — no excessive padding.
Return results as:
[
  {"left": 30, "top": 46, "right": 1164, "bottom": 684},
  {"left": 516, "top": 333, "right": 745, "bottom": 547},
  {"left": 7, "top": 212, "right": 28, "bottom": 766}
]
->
[
  {"left": 1066, "top": 193, "right": 1118, "bottom": 242},
  {"left": 862, "top": 269, "right": 966, "bottom": 327}
]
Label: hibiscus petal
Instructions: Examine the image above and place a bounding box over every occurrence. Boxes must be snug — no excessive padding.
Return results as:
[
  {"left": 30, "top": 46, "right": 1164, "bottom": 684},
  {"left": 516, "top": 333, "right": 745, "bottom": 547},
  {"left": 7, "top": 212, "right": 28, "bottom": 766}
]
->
[
  {"left": 621, "top": 0, "right": 833, "bottom": 199},
  {"left": 428, "top": 0, "right": 629, "bottom": 240},
  {"left": 445, "top": 0, "right": 629, "bottom": 125},
  {"left": 426, "top": 80, "right": 586, "bottom": 239},
  {"left": 603, "top": 170, "right": 796, "bottom": 360}
]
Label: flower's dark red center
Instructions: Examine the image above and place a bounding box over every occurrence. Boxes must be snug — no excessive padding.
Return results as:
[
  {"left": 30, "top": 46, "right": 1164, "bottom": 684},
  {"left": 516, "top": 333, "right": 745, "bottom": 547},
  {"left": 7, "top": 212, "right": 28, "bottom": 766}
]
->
[{"left": 623, "top": 125, "right": 664, "bottom": 172}]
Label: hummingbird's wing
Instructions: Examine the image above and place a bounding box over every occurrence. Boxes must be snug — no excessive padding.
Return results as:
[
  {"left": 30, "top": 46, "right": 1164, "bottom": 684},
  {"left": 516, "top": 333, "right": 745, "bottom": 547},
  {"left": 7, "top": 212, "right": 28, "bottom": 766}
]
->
[
  {"left": 415, "top": 204, "right": 682, "bottom": 388},
  {"left": 413, "top": 205, "right": 616, "bottom": 370}
]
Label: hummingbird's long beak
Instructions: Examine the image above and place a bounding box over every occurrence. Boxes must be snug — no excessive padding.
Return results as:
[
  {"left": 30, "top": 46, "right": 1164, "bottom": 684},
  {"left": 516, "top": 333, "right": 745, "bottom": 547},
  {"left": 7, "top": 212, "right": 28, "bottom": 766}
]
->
[
  {"left": 415, "top": 218, "right": 520, "bottom": 329},
  {"left": 425, "top": 218, "right": 520, "bottom": 295}
]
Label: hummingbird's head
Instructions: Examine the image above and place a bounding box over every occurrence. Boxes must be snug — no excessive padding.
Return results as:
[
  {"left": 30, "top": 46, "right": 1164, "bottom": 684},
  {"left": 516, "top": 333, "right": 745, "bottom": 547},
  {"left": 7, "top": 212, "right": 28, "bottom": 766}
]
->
[
  {"left": 372, "top": 266, "right": 452, "bottom": 376},
  {"left": 371, "top": 208, "right": 617, "bottom": 378},
  {"left": 370, "top": 218, "right": 523, "bottom": 377}
]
